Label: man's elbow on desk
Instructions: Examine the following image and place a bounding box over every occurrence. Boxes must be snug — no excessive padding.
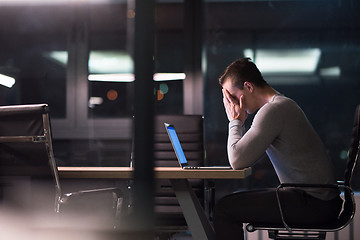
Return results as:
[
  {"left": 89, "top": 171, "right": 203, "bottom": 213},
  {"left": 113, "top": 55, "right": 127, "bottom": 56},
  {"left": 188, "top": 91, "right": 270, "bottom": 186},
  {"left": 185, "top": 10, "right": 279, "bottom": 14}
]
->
[
  {"left": 227, "top": 148, "right": 253, "bottom": 170},
  {"left": 229, "top": 159, "right": 251, "bottom": 170}
]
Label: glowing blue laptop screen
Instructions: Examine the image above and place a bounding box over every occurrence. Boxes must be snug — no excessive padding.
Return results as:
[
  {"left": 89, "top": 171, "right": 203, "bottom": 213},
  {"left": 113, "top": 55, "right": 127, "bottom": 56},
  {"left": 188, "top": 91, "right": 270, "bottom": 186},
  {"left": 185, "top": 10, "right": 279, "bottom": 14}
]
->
[{"left": 166, "top": 125, "right": 188, "bottom": 165}]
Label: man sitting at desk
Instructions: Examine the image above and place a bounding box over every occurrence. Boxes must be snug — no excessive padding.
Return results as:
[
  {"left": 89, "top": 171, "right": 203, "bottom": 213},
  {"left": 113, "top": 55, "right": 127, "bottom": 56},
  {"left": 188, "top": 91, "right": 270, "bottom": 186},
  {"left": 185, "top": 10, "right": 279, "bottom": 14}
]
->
[{"left": 213, "top": 58, "right": 342, "bottom": 240}]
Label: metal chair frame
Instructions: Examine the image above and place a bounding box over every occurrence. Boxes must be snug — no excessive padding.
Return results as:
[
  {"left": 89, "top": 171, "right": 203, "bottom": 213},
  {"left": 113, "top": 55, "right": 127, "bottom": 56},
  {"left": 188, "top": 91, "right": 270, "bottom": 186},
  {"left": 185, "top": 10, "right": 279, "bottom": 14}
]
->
[
  {"left": 0, "top": 104, "right": 123, "bottom": 217},
  {"left": 246, "top": 106, "right": 360, "bottom": 240}
]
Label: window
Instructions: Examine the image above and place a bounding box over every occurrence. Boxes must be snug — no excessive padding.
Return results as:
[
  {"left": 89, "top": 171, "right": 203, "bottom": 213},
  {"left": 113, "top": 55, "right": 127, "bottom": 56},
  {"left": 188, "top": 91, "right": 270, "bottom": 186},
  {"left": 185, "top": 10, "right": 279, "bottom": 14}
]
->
[
  {"left": 0, "top": 5, "right": 68, "bottom": 118},
  {"left": 204, "top": 0, "right": 360, "bottom": 192}
]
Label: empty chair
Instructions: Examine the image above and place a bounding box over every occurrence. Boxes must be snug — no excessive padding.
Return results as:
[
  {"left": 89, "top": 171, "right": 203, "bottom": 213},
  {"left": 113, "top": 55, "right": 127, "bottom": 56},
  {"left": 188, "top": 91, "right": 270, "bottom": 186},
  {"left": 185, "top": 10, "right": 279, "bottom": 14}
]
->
[
  {"left": 153, "top": 115, "right": 207, "bottom": 229},
  {"left": 0, "top": 104, "right": 123, "bottom": 221}
]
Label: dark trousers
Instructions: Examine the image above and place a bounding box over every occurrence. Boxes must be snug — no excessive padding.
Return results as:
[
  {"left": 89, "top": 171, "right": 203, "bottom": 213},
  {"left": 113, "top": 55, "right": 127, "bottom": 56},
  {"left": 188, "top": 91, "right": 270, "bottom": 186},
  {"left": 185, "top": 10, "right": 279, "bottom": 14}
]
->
[{"left": 213, "top": 188, "right": 343, "bottom": 240}]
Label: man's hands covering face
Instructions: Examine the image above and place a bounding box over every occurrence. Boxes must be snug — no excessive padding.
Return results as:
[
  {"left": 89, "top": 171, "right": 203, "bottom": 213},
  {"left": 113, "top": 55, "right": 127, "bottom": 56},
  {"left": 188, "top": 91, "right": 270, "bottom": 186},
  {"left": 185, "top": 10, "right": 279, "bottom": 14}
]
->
[{"left": 222, "top": 89, "right": 248, "bottom": 124}]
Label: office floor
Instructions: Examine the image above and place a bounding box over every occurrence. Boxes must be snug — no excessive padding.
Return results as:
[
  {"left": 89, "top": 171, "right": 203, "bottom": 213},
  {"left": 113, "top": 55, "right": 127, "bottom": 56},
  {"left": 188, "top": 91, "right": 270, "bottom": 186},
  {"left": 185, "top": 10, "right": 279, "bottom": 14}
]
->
[
  {"left": 169, "top": 232, "right": 192, "bottom": 239},
  {"left": 156, "top": 232, "right": 192, "bottom": 240}
]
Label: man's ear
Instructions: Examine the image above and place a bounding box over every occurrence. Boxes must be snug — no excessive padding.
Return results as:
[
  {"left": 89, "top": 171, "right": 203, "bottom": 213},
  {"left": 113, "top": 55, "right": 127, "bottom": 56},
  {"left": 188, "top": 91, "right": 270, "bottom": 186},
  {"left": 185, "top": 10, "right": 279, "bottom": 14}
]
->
[{"left": 243, "top": 81, "right": 254, "bottom": 93}]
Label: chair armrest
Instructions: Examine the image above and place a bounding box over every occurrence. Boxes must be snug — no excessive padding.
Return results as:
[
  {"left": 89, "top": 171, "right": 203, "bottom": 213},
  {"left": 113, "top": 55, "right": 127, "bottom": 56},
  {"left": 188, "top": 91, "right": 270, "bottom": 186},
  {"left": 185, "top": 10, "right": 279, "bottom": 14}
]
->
[
  {"left": 277, "top": 183, "right": 339, "bottom": 189},
  {"left": 277, "top": 182, "right": 352, "bottom": 195},
  {"left": 60, "top": 187, "right": 123, "bottom": 204},
  {"left": 275, "top": 182, "right": 345, "bottom": 232},
  {"left": 57, "top": 187, "right": 125, "bottom": 217}
]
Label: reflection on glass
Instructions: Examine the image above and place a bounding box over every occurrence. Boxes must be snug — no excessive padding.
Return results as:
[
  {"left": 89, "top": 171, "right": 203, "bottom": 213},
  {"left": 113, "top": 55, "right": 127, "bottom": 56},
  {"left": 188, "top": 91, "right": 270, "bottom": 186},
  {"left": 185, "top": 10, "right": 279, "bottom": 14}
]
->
[
  {"left": 43, "top": 51, "right": 68, "bottom": 67},
  {"left": 88, "top": 50, "right": 133, "bottom": 74},
  {"left": 244, "top": 48, "right": 321, "bottom": 74},
  {"left": 204, "top": 0, "right": 360, "bottom": 190},
  {"left": 319, "top": 66, "right": 341, "bottom": 79},
  {"left": 0, "top": 74, "right": 16, "bottom": 88},
  {"left": 0, "top": 39, "right": 67, "bottom": 119},
  {"left": 154, "top": 80, "right": 183, "bottom": 114},
  {"left": 88, "top": 72, "right": 186, "bottom": 82}
]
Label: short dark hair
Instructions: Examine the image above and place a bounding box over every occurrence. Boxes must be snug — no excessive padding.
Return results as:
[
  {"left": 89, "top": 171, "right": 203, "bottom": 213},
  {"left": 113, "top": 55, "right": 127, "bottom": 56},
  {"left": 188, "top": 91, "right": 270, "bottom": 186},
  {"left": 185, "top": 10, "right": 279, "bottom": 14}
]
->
[{"left": 219, "top": 58, "right": 268, "bottom": 89}]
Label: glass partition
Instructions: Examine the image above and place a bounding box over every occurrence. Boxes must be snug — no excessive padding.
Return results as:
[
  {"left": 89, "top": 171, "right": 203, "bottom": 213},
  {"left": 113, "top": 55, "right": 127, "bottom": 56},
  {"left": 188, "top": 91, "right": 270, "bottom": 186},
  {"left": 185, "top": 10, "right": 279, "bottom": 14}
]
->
[
  {"left": 204, "top": 0, "right": 360, "bottom": 193},
  {"left": 0, "top": 5, "right": 68, "bottom": 118},
  {"left": 2, "top": 1, "right": 358, "bottom": 184},
  {"left": 87, "top": 1, "right": 185, "bottom": 118},
  {"left": 87, "top": 3, "right": 134, "bottom": 118}
]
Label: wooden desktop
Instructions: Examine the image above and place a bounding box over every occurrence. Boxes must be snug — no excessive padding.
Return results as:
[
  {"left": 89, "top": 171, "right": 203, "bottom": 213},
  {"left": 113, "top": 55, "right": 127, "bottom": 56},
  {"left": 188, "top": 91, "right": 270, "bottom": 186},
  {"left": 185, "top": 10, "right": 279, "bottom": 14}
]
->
[{"left": 58, "top": 166, "right": 252, "bottom": 240}]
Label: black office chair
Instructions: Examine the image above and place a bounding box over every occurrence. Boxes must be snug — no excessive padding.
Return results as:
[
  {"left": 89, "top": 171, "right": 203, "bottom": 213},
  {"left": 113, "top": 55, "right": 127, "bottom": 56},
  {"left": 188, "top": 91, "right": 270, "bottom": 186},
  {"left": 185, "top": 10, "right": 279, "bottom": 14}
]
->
[
  {"left": 246, "top": 105, "right": 359, "bottom": 240},
  {"left": 152, "top": 115, "right": 208, "bottom": 232},
  {"left": 0, "top": 104, "right": 123, "bottom": 220}
]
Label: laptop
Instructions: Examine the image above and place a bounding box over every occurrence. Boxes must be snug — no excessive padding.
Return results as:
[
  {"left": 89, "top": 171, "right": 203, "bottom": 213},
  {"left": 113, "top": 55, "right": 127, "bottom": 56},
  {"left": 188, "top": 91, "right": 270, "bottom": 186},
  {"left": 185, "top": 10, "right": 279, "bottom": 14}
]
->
[{"left": 164, "top": 123, "right": 232, "bottom": 170}]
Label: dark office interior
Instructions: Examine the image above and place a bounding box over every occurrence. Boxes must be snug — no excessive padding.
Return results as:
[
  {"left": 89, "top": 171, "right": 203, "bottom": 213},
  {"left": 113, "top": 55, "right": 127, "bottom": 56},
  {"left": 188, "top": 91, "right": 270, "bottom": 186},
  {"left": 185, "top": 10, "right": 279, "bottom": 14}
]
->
[{"left": 0, "top": 0, "right": 359, "bottom": 239}]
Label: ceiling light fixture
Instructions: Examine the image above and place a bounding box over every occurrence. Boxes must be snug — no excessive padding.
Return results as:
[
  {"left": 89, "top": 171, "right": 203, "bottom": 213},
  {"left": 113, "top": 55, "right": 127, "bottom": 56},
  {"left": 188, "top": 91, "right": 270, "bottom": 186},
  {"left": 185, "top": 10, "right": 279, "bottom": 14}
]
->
[
  {"left": 0, "top": 74, "right": 15, "bottom": 88},
  {"left": 244, "top": 48, "right": 321, "bottom": 74},
  {"left": 88, "top": 73, "right": 186, "bottom": 82}
]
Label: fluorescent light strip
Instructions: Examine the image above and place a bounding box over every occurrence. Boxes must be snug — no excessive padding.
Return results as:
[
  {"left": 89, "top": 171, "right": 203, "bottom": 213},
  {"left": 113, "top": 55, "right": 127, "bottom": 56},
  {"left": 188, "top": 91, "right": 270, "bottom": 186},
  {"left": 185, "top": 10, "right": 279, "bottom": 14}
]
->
[
  {"left": 89, "top": 51, "right": 134, "bottom": 74},
  {"left": 153, "top": 73, "right": 186, "bottom": 81},
  {"left": 0, "top": 74, "right": 15, "bottom": 88},
  {"left": 88, "top": 73, "right": 186, "bottom": 82},
  {"left": 89, "top": 97, "right": 103, "bottom": 105},
  {"left": 0, "top": 0, "right": 110, "bottom": 6},
  {"left": 88, "top": 73, "right": 135, "bottom": 82},
  {"left": 244, "top": 48, "right": 321, "bottom": 74}
]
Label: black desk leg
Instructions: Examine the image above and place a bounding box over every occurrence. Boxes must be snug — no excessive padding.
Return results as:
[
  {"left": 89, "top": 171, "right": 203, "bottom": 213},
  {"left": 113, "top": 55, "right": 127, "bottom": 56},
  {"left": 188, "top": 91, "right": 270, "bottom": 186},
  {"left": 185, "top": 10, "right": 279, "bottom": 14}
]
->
[{"left": 170, "top": 179, "right": 215, "bottom": 240}]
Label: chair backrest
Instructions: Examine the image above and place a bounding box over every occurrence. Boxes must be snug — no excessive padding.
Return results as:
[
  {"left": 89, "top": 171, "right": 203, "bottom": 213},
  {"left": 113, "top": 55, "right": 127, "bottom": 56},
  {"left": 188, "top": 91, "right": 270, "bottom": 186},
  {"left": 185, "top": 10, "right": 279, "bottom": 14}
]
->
[
  {"left": 153, "top": 115, "right": 205, "bottom": 167},
  {"left": 338, "top": 104, "right": 360, "bottom": 227},
  {"left": 152, "top": 114, "right": 205, "bottom": 227},
  {"left": 345, "top": 104, "right": 360, "bottom": 188},
  {"left": 0, "top": 104, "right": 60, "bottom": 212}
]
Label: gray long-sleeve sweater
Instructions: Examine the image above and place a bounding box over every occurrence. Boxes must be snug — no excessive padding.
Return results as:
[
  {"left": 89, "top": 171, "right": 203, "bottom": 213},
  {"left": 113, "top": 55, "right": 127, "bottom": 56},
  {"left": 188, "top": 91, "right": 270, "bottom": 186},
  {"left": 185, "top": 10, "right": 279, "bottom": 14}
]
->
[{"left": 227, "top": 94, "right": 338, "bottom": 200}]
